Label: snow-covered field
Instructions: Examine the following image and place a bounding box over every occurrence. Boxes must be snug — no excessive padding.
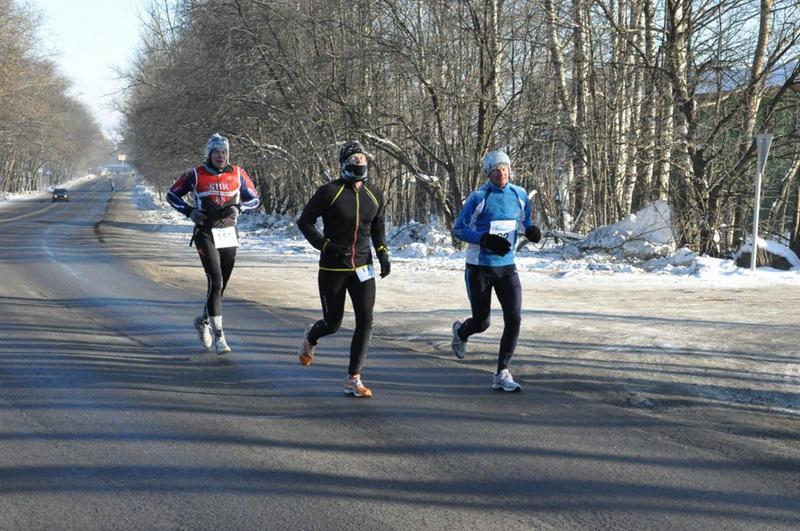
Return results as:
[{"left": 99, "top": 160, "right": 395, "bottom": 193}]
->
[
  {"left": 125, "top": 179, "right": 800, "bottom": 288},
  {"left": 5, "top": 174, "right": 799, "bottom": 287}
]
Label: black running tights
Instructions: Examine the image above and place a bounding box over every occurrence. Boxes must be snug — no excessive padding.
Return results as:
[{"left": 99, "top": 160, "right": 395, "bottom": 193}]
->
[
  {"left": 458, "top": 264, "right": 522, "bottom": 373},
  {"left": 308, "top": 269, "right": 376, "bottom": 376},
  {"left": 194, "top": 230, "right": 236, "bottom": 317}
]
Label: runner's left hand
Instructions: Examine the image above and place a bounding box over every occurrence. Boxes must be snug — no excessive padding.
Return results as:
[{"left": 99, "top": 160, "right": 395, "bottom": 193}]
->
[
  {"left": 378, "top": 251, "right": 391, "bottom": 278},
  {"left": 525, "top": 225, "right": 542, "bottom": 243},
  {"left": 222, "top": 204, "right": 240, "bottom": 222}
]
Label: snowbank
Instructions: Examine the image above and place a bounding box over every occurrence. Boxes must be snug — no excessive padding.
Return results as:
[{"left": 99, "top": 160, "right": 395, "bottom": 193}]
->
[
  {"left": 120, "top": 181, "right": 800, "bottom": 287},
  {"left": 735, "top": 238, "right": 800, "bottom": 270},
  {"left": 579, "top": 200, "right": 676, "bottom": 259}
]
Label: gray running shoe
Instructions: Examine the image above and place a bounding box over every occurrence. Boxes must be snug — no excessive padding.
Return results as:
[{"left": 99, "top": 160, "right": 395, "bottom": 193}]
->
[
  {"left": 492, "top": 369, "right": 521, "bottom": 392},
  {"left": 194, "top": 315, "right": 213, "bottom": 349},
  {"left": 451, "top": 320, "right": 467, "bottom": 359},
  {"left": 214, "top": 334, "right": 231, "bottom": 355}
]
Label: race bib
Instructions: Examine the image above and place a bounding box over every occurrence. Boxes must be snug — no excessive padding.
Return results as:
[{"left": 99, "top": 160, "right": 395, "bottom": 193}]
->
[
  {"left": 355, "top": 264, "right": 375, "bottom": 282},
  {"left": 212, "top": 226, "right": 239, "bottom": 248},
  {"left": 489, "top": 219, "right": 517, "bottom": 242}
]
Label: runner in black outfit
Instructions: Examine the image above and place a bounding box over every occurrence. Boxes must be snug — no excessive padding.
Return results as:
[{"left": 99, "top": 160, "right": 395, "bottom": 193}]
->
[{"left": 297, "top": 140, "right": 390, "bottom": 398}]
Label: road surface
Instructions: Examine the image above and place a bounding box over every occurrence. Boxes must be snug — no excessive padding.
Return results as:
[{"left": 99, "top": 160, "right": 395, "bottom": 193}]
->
[{"left": 0, "top": 176, "right": 798, "bottom": 529}]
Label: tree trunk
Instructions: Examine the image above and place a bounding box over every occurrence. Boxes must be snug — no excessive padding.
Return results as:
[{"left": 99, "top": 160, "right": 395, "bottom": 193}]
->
[
  {"left": 622, "top": 0, "right": 645, "bottom": 214},
  {"left": 792, "top": 177, "right": 800, "bottom": 258},
  {"left": 544, "top": 0, "right": 578, "bottom": 230},
  {"left": 636, "top": 0, "right": 658, "bottom": 206},
  {"left": 475, "top": 0, "right": 501, "bottom": 157},
  {"left": 732, "top": 0, "right": 774, "bottom": 247},
  {"left": 571, "top": 0, "right": 589, "bottom": 230}
]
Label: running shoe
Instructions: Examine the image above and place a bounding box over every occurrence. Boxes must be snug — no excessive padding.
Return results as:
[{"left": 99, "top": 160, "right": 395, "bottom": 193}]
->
[
  {"left": 298, "top": 324, "right": 315, "bottom": 366},
  {"left": 344, "top": 374, "right": 373, "bottom": 398},
  {"left": 194, "top": 315, "right": 213, "bottom": 349},
  {"left": 451, "top": 320, "right": 467, "bottom": 359},
  {"left": 214, "top": 333, "right": 231, "bottom": 355},
  {"left": 492, "top": 369, "right": 521, "bottom": 392}
]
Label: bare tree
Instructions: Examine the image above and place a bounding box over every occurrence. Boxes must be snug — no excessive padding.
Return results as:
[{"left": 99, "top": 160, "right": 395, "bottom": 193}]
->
[{"left": 118, "top": 0, "right": 800, "bottom": 257}]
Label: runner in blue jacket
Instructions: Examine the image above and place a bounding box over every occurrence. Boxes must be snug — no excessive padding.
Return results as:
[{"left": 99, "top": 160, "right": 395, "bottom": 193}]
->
[{"left": 451, "top": 149, "right": 541, "bottom": 392}]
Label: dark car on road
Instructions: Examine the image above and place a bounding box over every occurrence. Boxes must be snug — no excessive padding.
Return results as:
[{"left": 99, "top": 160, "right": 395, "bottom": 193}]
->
[{"left": 52, "top": 188, "right": 69, "bottom": 202}]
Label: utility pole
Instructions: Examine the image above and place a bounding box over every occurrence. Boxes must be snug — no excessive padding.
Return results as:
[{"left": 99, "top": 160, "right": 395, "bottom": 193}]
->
[{"left": 751, "top": 133, "right": 773, "bottom": 271}]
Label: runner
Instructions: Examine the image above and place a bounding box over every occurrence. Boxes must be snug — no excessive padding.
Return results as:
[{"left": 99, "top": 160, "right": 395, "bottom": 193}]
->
[
  {"left": 296, "top": 140, "right": 390, "bottom": 398},
  {"left": 451, "top": 149, "right": 541, "bottom": 392},
  {"left": 167, "top": 133, "right": 260, "bottom": 355}
]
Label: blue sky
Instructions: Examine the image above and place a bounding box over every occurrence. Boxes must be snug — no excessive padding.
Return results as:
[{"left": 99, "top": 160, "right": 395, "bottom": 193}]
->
[{"left": 29, "top": 0, "right": 150, "bottom": 133}]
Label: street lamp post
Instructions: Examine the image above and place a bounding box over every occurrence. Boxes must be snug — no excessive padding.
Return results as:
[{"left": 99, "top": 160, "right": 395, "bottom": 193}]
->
[{"left": 751, "top": 134, "right": 773, "bottom": 271}]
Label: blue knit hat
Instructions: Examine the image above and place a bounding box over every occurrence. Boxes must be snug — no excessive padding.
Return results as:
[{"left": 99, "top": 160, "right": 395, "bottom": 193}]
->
[
  {"left": 482, "top": 149, "right": 511, "bottom": 176},
  {"left": 205, "top": 133, "right": 230, "bottom": 159}
]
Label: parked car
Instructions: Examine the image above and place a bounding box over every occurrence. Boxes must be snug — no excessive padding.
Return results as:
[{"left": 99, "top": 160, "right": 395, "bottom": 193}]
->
[{"left": 52, "top": 188, "right": 69, "bottom": 202}]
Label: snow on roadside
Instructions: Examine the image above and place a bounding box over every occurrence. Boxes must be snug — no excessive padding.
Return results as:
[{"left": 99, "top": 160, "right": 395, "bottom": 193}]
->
[
  {"left": 126, "top": 180, "right": 800, "bottom": 287},
  {"left": 736, "top": 237, "right": 800, "bottom": 269},
  {"left": 4, "top": 176, "right": 798, "bottom": 288}
]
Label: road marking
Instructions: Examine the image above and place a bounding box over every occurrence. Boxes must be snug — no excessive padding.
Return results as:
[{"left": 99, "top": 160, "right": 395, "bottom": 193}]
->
[{"left": 0, "top": 202, "right": 58, "bottom": 223}]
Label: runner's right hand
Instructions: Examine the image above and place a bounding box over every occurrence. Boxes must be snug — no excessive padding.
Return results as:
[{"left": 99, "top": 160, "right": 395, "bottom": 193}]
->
[{"left": 189, "top": 208, "right": 207, "bottom": 225}]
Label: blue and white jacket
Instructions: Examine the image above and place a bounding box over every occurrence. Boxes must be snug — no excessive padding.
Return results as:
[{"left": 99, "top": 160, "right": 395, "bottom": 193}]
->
[{"left": 452, "top": 180, "right": 534, "bottom": 267}]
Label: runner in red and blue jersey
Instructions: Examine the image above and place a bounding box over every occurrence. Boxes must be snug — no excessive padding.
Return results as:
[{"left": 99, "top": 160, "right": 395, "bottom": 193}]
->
[{"left": 167, "top": 133, "right": 260, "bottom": 355}]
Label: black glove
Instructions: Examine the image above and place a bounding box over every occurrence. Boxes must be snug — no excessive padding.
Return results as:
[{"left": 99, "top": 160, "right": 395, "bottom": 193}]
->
[
  {"left": 324, "top": 239, "right": 352, "bottom": 260},
  {"left": 525, "top": 225, "right": 542, "bottom": 243},
  {"left": 222, "top": 204, "right": 241, "bottom": 222},
  {"left": 377, "top": 250, "right": 391, "bottom": 278},
  {"left": 480, "top": 233, "right": 511, "bottom": 255},
  {"left": 189, "top": 207, "right": 207, "bottom": 225}
]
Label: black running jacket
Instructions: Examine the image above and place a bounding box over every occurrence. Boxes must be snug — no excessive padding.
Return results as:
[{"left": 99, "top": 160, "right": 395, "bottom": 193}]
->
[{"left": 297, "top": 178, "right": 388, "bottom": 271}]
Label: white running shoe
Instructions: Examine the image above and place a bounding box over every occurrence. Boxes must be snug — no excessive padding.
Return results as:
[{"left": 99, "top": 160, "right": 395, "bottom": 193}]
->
[
  {"left": 451, "top": 320, "right": 467, "bottom": 359},
  {"left": 214, "top": 334, "right": 231, "bottom": 355},
  {"left": 194, "top": 315, "right": 213, "bottom": 349},
  {"left": 492, "top": 369, "right": 521, "bottom": 392}
]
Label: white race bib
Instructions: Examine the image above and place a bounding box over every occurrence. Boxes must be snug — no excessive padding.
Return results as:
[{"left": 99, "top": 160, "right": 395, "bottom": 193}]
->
[
  {"left": 212, "top": 226, "right": 239, "bottom": 249},
  {"left": 489, "top": 219, "right": 517, "bottom": 242},
  {"left": 355, "top": 264, "right": 375, "bottom": 282}
]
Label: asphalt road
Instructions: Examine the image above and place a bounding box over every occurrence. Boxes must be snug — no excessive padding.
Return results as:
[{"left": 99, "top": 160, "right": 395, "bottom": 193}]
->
[{"left": 0, "top": 177, "right": 798, "bottom": 530}]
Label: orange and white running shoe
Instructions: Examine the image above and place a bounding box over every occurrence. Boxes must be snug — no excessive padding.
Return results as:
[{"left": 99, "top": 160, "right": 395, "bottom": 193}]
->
[
  {"left": 298, "top": 324, "right": 315, "bottom": 366},
  {"left": 344, "top": 374, "right": 372, "bottom": 398}
]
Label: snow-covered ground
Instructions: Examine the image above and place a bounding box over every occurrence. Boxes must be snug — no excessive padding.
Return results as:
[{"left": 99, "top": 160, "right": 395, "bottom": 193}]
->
[
  {"left": 4, "top": 174, "right": 799, "bottom": 287},
  {"left": 119, "top": 180, "right": 800, "bottom": 288}
]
